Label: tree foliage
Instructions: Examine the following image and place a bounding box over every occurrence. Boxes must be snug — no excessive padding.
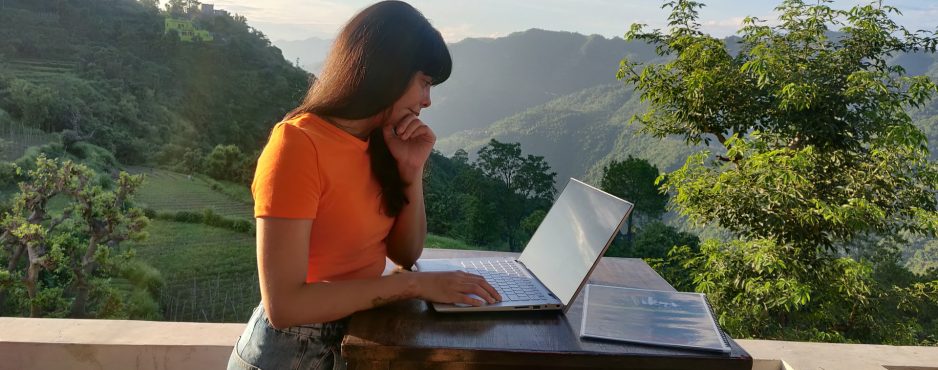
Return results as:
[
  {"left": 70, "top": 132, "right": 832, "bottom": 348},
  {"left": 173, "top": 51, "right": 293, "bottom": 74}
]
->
[
  {"left": 600, "top": 155, "right": 668, "bottom": 240},
  {"left": 0, "top": 155, "right": 156, "bottom": 318},
  {"left": 204, "top": 144, "right": 254, "bottom": 184},
  {"left": 0, "top": 0, "right": 308, "bottom": 164},
  {"left": 476, "top": 139, "right": 557, "bottom": 201},
  {"left": 621, "top": 0, "right": 938, "bottom": 343},
  {"left": 424, "top": 140, "right": 558, "bottom": 252}
]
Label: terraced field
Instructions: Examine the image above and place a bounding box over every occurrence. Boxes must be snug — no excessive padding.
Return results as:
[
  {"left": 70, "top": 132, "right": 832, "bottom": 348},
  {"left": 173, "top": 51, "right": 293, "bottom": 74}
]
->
[
  {"left": 107, "top": 166, "right": 259, "bottom": 322},
  {"left": 126, "top": 166, "right": 254, "bottom": 220},
  {"left": 97, "top": 166, "right": 488, "bottom": 323},
  {"left": 0, "top": 58, "right": 77, "bottom": 84},
  {"left": 127, "top": 219, "right": 259, "bottom": 323},
  {"left": 0, "top": 58, "right": 77, "bottom": 160}
]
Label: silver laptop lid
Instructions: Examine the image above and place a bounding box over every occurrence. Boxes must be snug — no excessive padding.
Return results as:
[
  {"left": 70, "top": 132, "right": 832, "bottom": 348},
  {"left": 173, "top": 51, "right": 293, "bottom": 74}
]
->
[{"left": 518, "top": 178, "right": 633, "bottom": 306}]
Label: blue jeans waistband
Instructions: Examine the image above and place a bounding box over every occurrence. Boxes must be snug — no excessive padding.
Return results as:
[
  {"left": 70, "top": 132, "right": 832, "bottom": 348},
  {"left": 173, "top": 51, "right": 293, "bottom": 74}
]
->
[{"left": 255, "top": 303, "right": 349, "bottom": 344}]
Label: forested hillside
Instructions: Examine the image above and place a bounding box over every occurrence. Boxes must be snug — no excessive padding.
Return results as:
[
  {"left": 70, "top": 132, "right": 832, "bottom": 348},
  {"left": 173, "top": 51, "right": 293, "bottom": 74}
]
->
[
  {"left": 0, "top": 0, "right": 310, "bottom": 321},
  {"left": 422, "top": 29, "right": 660, "bottom": 137},
  {"left": 0, "top": 0, "right": 309, "bottom": 164},
  {"left": 436, "top": 32, "right": 938, "bottom": 183},
  {"left": 437, "top": 83, "right": 700, "bottom": 184}
]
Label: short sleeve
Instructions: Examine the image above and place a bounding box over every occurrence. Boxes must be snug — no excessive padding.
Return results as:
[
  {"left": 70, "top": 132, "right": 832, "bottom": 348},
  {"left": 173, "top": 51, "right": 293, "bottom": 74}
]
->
[{"left": 252, "top": 122, "right": 321, "bottom": 219}]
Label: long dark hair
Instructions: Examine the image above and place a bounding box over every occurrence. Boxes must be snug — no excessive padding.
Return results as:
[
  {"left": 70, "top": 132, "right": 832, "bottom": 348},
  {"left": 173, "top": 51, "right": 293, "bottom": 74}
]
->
[{"left": 284, "top": 1, "right": 451, "bottom": 217}]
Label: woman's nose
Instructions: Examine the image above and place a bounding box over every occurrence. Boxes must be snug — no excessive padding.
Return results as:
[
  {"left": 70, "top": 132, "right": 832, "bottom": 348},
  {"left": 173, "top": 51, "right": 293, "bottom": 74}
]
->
[{"left": 421, "top": 95, "right": 431, "bottom": 109}]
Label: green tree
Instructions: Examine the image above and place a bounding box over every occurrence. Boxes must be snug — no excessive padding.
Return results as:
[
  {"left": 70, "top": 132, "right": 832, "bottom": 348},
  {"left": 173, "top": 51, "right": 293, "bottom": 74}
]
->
[
  {"left": 475, "top": 139, "right": 557, "bottom": 251},
  {"left": 516, "top": 154, "right": 557, "bottom": 201},
  {"left": 0, "top": 155, "right": 153, "bottom": 318},
  {"left": 620, "top": 0, "right": 938, "bottom": 343},
  {"left": 165, "top": 0, "right": 201, "bottom": 16},
  {"left": 138, "top": 0, "right": 159, "bottom": 10},
  {"left": 600, "top": 156, "right": 668, "bottom": 241},
  {"left": 452, "top": 148, "right": 469, "bottom": 166},
  {"left": 204, "top": 144, "right": 248, "bottom": 183},
  {"left": 636, "top": 222, "right": 701, "bottom": 292},
  {"left": 908, "top": 240, "right": 938, "bottom": 275},
  {"left": 476, "top": 139, "right": 525, "bottom": 194}
]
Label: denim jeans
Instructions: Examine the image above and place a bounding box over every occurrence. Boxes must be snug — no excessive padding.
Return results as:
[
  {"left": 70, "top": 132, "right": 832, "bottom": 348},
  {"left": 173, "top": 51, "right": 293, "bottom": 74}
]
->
[{"left": 227, "top": 303, "right": 349, "bottom": 370}]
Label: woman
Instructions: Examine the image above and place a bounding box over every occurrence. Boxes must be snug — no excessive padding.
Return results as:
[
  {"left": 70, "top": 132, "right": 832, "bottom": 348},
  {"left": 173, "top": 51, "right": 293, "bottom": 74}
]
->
[{"left": 227, "top": 2, "right": 501, "bottom": 369}]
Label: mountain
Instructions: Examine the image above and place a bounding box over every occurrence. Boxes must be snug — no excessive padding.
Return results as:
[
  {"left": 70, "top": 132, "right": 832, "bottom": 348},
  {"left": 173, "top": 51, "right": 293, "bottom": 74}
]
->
[
  {"left": 433, "top": 30, "right": 938, "bottom": 183},
  {"left": 423, "top": 29, "right": 661, "bottom": 137},
  {"left": 269, "top": 29, "right": 661, "bottom": 137},
  {"left": 436, "top": 83, "right": 702, "bottom": 185},
  {"left": 272, "top": 36, "right": 332, "bottom": 73}
]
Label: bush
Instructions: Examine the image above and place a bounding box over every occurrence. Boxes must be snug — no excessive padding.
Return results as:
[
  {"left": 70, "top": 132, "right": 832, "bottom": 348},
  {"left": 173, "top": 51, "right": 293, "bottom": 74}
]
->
[
  {"left": 204, "top": 144, "right": 249, "bottom": 183},
  {"left": 0, "top": 161, "right": 19, "bottom": 186},
  {"left": 119, "top": 260, "right": 165, "bottom": 296},
  {"left": 154, "top": 208, "right": 254, "bottom": 234},
  {"left": 172, "top": 210, "right": 203, "bottom": 223}
]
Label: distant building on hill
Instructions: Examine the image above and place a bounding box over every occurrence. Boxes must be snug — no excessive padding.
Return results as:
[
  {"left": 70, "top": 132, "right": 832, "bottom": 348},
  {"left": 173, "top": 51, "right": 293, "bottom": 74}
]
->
[
  {"left": 198, "top": 3, "right": 229, "bottom": 18},
  {"left": 200, "top": 3, "right": 214, "bottom": 16},
  {"left": 164, "top": 18, "right": 214, "bottom": 42}
]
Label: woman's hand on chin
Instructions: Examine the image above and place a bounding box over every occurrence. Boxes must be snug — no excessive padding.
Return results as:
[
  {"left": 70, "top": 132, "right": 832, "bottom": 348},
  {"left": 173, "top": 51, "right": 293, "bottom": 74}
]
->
[{"left": 383, "top": 113, "right": 436, "bottom": 184}]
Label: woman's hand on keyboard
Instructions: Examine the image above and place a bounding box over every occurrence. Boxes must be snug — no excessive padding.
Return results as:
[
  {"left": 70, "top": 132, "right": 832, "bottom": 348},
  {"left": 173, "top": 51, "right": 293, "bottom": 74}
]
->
[{"left": 415, "top": 271, "right": 502, "bottom": 306}]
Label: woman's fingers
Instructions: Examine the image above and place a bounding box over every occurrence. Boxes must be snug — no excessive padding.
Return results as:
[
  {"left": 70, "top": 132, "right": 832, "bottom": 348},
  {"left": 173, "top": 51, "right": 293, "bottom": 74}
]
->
[
  {"left": 396, "top": 115, "right": 427, "bottom": 140},
  {"left": 477, "top": 278, "right": 502, "bottom": 302},
  {"left": 393, "top": 114, "right": 419, "bottom": 138},
  {"left": 462, "top": 274, "right": 500, "bottom": 302},
  {"left": 400, "top": 118, "right": 424, "bottom": 140},
  {"left": 458, "top": 277, "right": 500, "bottom": 304},
  {"left": 406, "top": 124, "right": 434, "bottom": 142},
  {"left": 456, "top": 293, "right": 485, "bottom": 307},
  {"left": 472, "top": 285, "right": 498, "bottom": 304}
]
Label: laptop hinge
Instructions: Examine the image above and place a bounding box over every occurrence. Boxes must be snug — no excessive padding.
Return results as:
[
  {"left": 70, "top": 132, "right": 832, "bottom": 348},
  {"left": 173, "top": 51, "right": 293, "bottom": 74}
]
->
[{"left": 515, "top": 258, "right": 560, "bottom": 300}]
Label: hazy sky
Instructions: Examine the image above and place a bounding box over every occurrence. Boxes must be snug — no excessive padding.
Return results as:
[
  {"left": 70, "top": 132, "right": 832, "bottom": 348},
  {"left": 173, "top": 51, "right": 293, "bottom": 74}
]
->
[{"left": 185, "top": 0, "right": 938, "bottom": 43}]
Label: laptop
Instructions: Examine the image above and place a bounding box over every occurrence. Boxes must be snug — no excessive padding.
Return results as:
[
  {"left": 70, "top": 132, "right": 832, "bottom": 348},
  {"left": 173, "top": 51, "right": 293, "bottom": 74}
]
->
[{"left": 414, "top": 178, "right": 634, "bottom": 313}]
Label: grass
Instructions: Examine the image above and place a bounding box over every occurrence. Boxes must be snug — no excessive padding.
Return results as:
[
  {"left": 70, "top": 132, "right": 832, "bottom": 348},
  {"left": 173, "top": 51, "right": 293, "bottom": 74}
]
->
[
  {"left": 195, "top": 174, "right": 254, "bottom": 204},
  {"left": 0, "top": 59, "right": 77, "bottom": 85},
  {"left": 126, "top": 219, "right": 259, "bottom": 323},
  {"left": 126, "top": 166, "right": 254, "bottom": 221},
  {"left": 425, "top": 234, "right": 508, "bottom": 251}
]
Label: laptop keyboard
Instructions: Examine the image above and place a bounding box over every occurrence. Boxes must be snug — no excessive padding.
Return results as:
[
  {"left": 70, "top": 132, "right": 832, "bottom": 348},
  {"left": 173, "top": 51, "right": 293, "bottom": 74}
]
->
[{"left": 459, "top": 259, "right": 546, "bottom": 302}]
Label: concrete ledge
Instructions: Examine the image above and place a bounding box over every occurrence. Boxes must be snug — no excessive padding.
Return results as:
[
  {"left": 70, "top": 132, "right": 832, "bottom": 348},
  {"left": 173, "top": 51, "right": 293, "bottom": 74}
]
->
[
  {"left": 2, "top": 317, "right": 938, "bottom": 370},
  {"left": 738, "top": 339, "right": 938, "bottom": 370},
  {"left": 0, "top": 317, "right": 244, "bottom": 370}
]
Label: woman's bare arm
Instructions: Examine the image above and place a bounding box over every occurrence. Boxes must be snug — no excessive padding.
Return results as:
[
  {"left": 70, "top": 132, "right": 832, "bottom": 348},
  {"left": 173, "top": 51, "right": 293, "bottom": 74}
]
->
[
  {"left": 385, "top": 177, "right": 426, "bottom": 268},
  {"left": 257, "top": 217, "right": 499, "bottom": 328}
]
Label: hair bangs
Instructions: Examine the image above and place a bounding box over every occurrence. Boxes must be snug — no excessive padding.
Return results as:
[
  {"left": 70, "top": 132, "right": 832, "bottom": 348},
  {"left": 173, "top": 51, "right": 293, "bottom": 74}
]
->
[{"left": 418, "top": 25, "right": 452, "bottom": 86}]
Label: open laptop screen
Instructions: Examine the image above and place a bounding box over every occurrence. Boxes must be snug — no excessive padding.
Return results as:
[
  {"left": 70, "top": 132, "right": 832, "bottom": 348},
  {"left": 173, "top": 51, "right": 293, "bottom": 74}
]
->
[{"left": 518, "top": 178, "right": 633, "bottom": 306}]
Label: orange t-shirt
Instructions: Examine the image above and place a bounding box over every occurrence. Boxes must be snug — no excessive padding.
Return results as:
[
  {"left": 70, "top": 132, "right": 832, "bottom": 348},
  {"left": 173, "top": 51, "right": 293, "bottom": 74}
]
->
[{"left": 252, "top": 112, "right": 394, "bottom": 283}]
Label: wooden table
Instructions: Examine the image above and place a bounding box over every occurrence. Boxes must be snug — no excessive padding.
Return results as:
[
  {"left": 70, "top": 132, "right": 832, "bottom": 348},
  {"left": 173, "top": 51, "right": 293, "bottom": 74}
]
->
[{"left": 341, "top": 249, "right": 752, "bottom": 370}]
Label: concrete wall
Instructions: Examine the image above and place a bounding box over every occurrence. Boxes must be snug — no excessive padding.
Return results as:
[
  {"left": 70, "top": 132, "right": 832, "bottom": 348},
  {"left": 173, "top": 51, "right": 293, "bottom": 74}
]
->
[
  {"left": 0, "top": 317, "right": 243, "bottom": 370},
  {"left": 1, "top": 317, "right": 937, "bottom": 370}
]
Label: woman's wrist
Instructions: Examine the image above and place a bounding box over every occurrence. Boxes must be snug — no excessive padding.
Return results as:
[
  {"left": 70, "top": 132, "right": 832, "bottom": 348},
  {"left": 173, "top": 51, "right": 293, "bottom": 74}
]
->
[
  {"left": 394, "top": 270, "right": 422, "bottom": 299},
  {"left": 399, "top": 164, "right": 425, "bottom": 187}
]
